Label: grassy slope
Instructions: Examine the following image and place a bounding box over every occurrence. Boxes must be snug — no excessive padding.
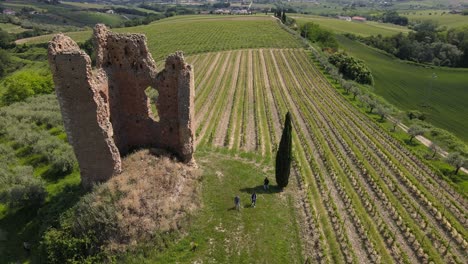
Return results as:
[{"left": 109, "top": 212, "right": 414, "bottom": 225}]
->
[
  {"left": 405, "top": 10, "right": 468, "bottom": 28},
  {"left": 0, "top": 95, "right": 81, "bottom": 263},
  {"left": 0, "top": 23, "right": 26, "bottom": 34},
  {"left": 293, "top": 15, "right": 411, "bottom": 37},
  {"left": 16, "top": 15, "right": 303, "bottom": 61},
  {"left": 123, "top": 151, "right": 304, "bottom": 263},
  {"left": 337, "top": 35, "right": 468, "bottom": 143}
]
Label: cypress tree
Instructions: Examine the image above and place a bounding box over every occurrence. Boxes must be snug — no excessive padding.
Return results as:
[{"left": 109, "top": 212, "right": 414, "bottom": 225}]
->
[{"left": 275, "top": 112, "right": 292, "bottom": 189}]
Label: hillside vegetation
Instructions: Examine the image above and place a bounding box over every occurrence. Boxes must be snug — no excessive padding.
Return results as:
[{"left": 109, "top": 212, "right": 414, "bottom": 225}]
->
[{"left": 337, "top": 35, "right": 468, "bottom": 143}]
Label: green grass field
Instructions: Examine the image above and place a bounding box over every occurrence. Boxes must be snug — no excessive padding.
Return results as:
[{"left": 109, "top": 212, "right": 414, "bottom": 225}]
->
[
  {"left": 405, "top": 10, "right": 468, "bottom": 28},
  {"left": 293, "top": 15, "right": 411, "bottom": 37},
  {"left": 336, "top": 35, "right": 468, "bottom": 143},
  {"left": 0, "top": 23, "right": 27, "bottom": 34},
  {"left": 63, "top": 11, "right": 124, "bottom": 27},
  {"left": 122, "top": 151, "right": 304, "bottom": 263},
  {"left": 17, "top": 15, "right": 303, "bottom": 61}
]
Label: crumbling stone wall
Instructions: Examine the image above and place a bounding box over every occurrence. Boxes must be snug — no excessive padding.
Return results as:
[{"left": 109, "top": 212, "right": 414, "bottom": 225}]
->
[{"left": 48, "top": 24, "right": 195, "bottom": 189}]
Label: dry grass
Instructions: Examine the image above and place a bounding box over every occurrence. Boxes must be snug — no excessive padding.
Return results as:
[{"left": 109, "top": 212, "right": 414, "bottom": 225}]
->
[{"left": 98, "top": 149, "right": 200, "bottom": 252}]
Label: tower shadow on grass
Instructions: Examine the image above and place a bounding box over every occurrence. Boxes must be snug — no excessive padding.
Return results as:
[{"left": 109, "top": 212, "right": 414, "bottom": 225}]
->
[{"left": 239, "top": 185, "right": 282, "bottom": 194}]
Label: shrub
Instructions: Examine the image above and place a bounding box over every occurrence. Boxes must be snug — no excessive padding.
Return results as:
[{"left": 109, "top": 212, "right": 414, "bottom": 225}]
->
[
  {"left": 0, "top": 166, "right": 46, "bottom": 207},
  {"left": 1, "top": 70, "right": 54, "bottom": 105},
  {"left": 41, "top": 185, "right": 117, "bottom": 264},
  {"left": 408, "top": 124, "right": 425, "bottom": 143},
  {"left": 300, "top": 22, "right": 338, "bottom": 50},
  {"left": 329, "top": 52, "right": 373, "bottom": 85},
  {"left": 407, "top": 110, "right": 426, "bottom": 121},
  {"left": 446, "top": 152, "right": 467, "bottom": 174}
]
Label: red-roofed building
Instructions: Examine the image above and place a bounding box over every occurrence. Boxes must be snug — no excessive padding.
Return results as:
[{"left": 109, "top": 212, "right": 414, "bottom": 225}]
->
[{"left": 351, "top": 16, "right": 367, "bottom": 22}]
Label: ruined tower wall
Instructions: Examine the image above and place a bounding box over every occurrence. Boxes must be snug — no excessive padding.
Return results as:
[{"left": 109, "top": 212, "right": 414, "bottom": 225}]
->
[
  {"left": 48, "top": 25, "right": 195, "bottom": 188},
  {"left": 48, "top": 35, "right": 122, "bottom": 188}
]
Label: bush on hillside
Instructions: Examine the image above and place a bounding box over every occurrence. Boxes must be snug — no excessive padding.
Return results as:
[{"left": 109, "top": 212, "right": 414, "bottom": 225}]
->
[
  {"left": 300, "top": 22, "right": 338, "bottom": 50},
  {"left": 0, "top": 165, "right": 46, "bottom": 207},
  {"left": 1, "top": 70, "right": 54, "bottom": 105},
  {"left": 329, "top": 52, "right": 373, "bottom": 85},
  {"left": 0, "top": 49, "right": 11, "bottom": 78}
]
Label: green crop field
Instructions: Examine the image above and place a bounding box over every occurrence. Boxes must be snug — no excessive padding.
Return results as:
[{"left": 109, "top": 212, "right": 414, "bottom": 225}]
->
[
  {"left": 292, "top": 15, "right": 411, "bottom": 37},
  {"left": 0, "top": 23, "right": 26, "bottom": 34},
  {"left": 63, "top": 11, "right": 124, "bottom": 27},
  {"left": 60, "top": 1, "right": 109, "bottom": 9},
  {"left": 16, "top": 15, "right": 303, "bottom": 61},
  {"left": 336, "top": 35, "right": 468, "bottom": 143},
  {"left": 405, "top": 10, "right": 468, "bottom": 28}
]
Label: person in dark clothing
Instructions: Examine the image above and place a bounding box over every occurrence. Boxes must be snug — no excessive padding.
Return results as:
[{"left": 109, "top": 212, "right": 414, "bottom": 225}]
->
[
  {"left": 234, "top": 195, "right": 241, "bottom": 211},
  {"left": 251, "top": 192, "right": 257, "bottom": 208},
  {"left": 263, "top": 177, "right": 270, "bottom": 190}
]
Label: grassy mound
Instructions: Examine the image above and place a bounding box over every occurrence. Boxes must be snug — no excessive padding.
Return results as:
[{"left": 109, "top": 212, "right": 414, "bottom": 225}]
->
[{"left": 41, "top": 150, "right": 201, "bottom": 263}]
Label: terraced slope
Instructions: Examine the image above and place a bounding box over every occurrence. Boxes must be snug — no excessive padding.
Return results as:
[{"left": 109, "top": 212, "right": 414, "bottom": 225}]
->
[{"left": 188, "top": 49, "right": 468, "bottom": 264}]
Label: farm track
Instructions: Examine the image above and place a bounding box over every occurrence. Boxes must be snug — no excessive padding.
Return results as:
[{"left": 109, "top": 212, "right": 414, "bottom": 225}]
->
[{"left": 189, "top": 49, "right": 468, "bottom": 264}]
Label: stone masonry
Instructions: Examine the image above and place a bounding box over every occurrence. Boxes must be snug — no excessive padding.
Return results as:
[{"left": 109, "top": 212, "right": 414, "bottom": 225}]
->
[{"left": 48, "top": 24, "right": 195, "bottom": 189}]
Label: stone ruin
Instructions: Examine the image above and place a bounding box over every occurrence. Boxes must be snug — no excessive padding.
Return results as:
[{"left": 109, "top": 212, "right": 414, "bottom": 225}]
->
[{"left": 48, "top": 24, "right": 195, "bottom": 189}]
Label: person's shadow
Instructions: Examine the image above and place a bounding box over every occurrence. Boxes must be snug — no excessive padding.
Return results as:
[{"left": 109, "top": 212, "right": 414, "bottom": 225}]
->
[{"left": 239, "top": 185, "right": 282, "bottom": 194}]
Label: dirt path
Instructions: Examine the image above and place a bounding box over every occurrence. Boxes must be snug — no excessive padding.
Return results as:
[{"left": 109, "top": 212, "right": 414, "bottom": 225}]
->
[
  {"left": 391, "top": 119, "right": 468, "bottom": 174},
  {"left": 213, "top": 51, "right": 242, "bottom": 147},
  {"left": 244, "top": 49, "right": 257, "bottom": 152}
]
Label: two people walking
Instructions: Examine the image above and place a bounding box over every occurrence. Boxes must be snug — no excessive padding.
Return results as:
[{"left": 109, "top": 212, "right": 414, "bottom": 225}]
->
[
  {"left": 233, "top": 177, "right": 270, "bottom": 211},
  {"left": 234, "top": 192, "right": 257, "bottom": 210}
]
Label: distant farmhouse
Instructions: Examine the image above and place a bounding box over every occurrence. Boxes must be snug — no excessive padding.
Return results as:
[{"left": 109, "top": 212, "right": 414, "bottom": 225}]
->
[
  {"left": 2, "top": 9, "right": 16, "bottom": 16},
  {"left": 337, "top": 16, "right": 352, "bottom": 22},
  {"left": 214, "top": 8, "right": 251, "bottom": 15},
  {"left": 351, "top": 16, "right": 367, "bottom": 22}
]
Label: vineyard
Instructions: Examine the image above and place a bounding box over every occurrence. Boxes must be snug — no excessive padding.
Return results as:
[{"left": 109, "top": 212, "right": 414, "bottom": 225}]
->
[
  {"left": 16, "top": 16, "right": 303, "bottom": 61},
  {"left": 187, "top": 48, "right": 468, "bottom": 263}
]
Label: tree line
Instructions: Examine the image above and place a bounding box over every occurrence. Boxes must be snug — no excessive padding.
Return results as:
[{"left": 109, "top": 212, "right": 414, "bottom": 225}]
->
[{"left": 298, "top": 22, "right": 373, "bottom": 85}]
